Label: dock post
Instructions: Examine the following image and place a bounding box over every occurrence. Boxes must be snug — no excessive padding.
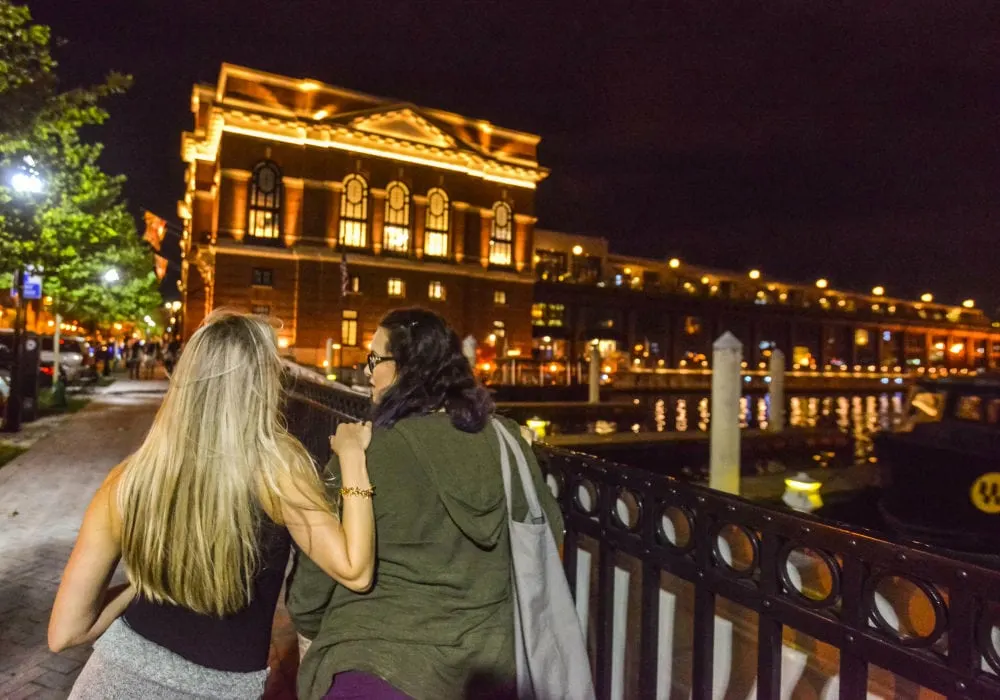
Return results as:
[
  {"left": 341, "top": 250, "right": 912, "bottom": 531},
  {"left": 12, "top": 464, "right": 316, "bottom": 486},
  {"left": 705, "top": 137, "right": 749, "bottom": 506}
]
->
[
  {"left": 710, "top": 332, "right": 743, "bottom": 495},
  {"left": 768, "top": 349, "right": 786, "bottom": 432},
  {"left": 588, "top": 344, "right": 601, "bottom": 404}
]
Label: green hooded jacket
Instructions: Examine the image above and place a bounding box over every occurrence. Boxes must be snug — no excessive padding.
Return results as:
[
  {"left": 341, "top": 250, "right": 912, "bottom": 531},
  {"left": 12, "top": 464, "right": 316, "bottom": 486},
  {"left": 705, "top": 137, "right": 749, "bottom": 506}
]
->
[{"left": 287, "top": 413, "right": 564, "bottom": 700}]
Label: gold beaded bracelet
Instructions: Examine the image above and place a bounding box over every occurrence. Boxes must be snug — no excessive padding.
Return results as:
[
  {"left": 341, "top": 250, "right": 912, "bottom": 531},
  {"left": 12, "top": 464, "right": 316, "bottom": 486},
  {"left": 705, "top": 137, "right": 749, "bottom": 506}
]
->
[{"left": 340, "top": 486, "right": 376, "bottom": 499}]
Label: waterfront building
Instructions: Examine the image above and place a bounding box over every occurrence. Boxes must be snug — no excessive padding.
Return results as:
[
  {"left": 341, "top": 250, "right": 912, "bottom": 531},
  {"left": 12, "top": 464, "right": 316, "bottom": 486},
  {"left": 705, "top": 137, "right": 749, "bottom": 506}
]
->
[
  {"left": 178, "top": 64, "right": 547, "bottom": 368},
  {"left": 531, "top": 230, "right": 1000, "bottom": 381},
  {"left": 174, "top": 64, "right": 999, "bottom": 383}
]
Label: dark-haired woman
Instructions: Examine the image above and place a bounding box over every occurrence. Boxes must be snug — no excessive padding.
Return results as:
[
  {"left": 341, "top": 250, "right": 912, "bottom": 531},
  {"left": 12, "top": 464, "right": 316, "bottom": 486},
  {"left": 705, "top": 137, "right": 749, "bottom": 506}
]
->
[{"left": 288, "top": 308, "right": 564, "bottom": 700}]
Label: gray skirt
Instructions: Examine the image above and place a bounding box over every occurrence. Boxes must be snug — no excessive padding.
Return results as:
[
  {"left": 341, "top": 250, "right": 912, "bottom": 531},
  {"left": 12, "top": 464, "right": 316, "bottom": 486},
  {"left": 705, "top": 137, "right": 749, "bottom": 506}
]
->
[{"left": 69, "top": 618, "right": 269, "bottom": 699}]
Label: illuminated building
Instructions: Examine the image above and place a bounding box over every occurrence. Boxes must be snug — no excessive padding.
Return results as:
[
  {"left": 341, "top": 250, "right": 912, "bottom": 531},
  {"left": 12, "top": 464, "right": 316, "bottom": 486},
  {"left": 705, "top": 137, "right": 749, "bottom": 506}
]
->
[
  {"left": 178, "top": 64, "right": 547, "bottom": 367},
  {"left": 531, "top": 230, "right": 1000, "bottom": 374}
]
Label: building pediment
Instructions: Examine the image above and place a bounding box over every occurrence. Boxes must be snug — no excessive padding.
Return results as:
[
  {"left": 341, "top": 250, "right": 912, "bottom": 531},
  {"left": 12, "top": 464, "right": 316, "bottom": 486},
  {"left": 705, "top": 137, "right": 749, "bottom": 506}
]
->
[{"left": 350, "top": 107, "right": 457, "bottom": 149}]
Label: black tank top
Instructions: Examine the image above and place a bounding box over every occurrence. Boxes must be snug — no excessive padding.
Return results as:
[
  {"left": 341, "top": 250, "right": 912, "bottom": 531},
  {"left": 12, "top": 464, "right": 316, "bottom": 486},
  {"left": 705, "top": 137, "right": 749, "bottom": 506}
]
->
[{"left": 122, "top": 517, "right": 291, "bottom": 672}]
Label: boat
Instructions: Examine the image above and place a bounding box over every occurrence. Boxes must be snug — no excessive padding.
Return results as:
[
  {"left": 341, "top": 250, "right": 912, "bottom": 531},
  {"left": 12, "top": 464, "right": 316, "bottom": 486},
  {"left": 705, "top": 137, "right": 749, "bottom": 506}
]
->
[{"left": 877, "top": 374, "right": 1000, "bottom": 553}]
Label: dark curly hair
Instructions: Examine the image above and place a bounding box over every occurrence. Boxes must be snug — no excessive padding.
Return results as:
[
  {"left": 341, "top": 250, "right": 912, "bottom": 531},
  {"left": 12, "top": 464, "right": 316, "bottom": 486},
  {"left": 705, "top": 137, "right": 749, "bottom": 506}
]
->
[{"left": 370, "top": 307, "right": 494, "bottom": 432}]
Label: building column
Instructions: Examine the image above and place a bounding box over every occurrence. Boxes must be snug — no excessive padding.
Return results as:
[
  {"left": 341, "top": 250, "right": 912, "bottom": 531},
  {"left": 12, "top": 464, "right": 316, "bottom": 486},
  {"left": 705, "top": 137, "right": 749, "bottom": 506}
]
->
[
  {"left": 453, "top": 202, "right": 467, "bottom": 263},
  {"left": 850, "top": 327, "right": 859, "bottom": 368},
  {"left": 282, "top": 179, "right": 303, "bottom": 247},
  {"left": 371, "top": 190, "right": 386, "bottom": 254},
  {"left": 326, "top": 182, "right": 342, "bottom": 247},
  {"left": 874, "top": 328, "right": 884, "bottom": 369},
  {"left": 818, "top": 324, "right": 829, "bottom": 369},
  {"left": 479, "top": 208, "right": 492, "bottom": 268},
  {"left": 413, "top": 198, "right": 427, "bottom": 259},
  {"left": 514, "top": 214, "right": 534, "bottom": 273}
]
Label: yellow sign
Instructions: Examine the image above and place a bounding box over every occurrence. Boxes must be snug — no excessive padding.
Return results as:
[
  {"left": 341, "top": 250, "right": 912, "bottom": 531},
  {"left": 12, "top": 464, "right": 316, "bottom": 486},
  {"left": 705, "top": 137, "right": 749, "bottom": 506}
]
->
[{"left": 970, "top": 473, "right": 1000, "bottom": 514}]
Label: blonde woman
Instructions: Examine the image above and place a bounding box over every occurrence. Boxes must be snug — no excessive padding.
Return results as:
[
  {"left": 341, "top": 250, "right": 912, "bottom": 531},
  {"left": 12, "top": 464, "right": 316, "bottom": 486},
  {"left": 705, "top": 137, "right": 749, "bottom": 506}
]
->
[{"left": 49, "top": 311, "right": 375, "bottom": 699}]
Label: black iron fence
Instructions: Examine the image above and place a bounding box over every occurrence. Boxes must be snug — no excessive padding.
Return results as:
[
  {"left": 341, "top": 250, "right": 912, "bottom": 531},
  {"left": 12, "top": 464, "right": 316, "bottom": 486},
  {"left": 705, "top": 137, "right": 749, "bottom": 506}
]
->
[{"left": 283, "top": 371, "right": 1000, "bottom": 700}]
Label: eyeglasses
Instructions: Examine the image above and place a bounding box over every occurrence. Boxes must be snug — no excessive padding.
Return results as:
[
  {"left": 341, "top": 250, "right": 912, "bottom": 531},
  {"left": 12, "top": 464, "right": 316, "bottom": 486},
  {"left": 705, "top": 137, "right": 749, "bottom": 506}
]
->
[{"left": 366, "top": 350, "right": 395, "bottom": 373}]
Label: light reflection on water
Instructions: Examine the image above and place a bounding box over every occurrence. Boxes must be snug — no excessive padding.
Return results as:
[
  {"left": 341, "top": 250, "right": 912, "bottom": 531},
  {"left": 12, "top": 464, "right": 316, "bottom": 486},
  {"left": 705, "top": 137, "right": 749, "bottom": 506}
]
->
[{"left": 602, "top": 392, "right": 908, "bottom": 465}]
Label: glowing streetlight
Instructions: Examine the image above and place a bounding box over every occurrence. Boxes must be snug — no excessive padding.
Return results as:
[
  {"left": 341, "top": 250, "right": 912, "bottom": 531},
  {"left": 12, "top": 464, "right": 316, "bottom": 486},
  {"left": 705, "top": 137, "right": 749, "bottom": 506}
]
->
[
  {"left": 816, "top": 278, "right": 828, "bottom": 289},
  {"left": 571, "top": 245, "right": 583, "bottom": 256},
  {"left": 920, "top": 293, "right": 933, "bottom": 303},
  {"left": 10, "top": 172, "right": 44, "bottom": 194},
  {"left": 748, "top": 269, "right": 761, "bottom": 280},
  {"left": 103, "top": 268, "right": 121, "bottom": 284},
  {"left": 668, "top": 258, "right": 681, "bottom": 269},
  {"left": 872, "top": 286, "right": 885, "bottom": 296},
  {"left": 700, "top": 276, "right": 710, "bottom": 284},
  {"left": 963, "top": 299, "right": 975, "bottom": 309}
]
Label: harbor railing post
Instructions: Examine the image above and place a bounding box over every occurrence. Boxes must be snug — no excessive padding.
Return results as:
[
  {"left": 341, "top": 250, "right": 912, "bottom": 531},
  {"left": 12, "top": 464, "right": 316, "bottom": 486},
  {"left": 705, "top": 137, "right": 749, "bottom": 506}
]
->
[
  {"left": 710, "top": 331, "right": 742, "bottom": 494},
  {"left": 769, "top": 348, "right": 786, "bottom": 431},
  {"left": 588, "top": 343, "right": 601, "bottom": 404}
]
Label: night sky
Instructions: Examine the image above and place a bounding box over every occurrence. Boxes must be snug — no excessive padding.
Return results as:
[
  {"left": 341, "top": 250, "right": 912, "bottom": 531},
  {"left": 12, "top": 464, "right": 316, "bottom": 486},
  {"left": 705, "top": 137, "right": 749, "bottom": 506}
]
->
[{"left": 27, "top": 0, "right": 1000, "bottom": 311}]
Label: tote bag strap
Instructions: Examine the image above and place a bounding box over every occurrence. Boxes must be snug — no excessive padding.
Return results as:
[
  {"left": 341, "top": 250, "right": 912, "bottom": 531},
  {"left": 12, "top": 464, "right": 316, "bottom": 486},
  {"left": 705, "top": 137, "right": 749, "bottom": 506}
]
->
[{"left": 492, "top": 418, "right": 545, "bottom": 524}]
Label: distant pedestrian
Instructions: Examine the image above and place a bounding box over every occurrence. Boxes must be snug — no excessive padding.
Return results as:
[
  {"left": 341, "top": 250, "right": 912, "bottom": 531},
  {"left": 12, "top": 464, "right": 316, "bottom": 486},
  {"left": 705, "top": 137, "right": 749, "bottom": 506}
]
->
[{"left": 127, "top": 342, "right": 141, "bottom": 380}]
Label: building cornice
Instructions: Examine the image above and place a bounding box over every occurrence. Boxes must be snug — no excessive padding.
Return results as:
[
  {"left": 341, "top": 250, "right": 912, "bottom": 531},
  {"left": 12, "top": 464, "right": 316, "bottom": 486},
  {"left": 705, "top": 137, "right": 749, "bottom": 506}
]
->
[
  {"left": 208, "top": 241, "right": 534, "bottom": 284},
  {"left": 184, "top": 107, "right": 547, "bottom": 190}
]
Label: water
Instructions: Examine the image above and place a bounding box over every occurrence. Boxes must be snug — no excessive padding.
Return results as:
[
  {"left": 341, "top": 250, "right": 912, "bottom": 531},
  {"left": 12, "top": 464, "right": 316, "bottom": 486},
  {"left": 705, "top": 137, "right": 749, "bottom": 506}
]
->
[{"left": 578, "top": 391, "right": 909, "bottom": 466}]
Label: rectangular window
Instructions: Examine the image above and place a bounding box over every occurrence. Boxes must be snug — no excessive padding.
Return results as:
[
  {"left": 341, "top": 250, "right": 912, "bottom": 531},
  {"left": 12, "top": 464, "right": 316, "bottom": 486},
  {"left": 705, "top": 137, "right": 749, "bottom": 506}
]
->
[
  {"left": 531, "top": 303, "right": 565, "bottom": 327},
  {"left": 384, "top": 225, "right": 410, "bottom": 254},
  {"left": 252, "top": 268, "right": 273, "bottom": 287},
  {"left": 955, "top": 395, "right": 983, "bottom": 423},
  {"left": 341, "top": 310, "right": 358, "bottom": 347},
  {"left": 425, "top": 232, "right": 449, "bottom": 258},
  {"left": 428, "top": 281, "right": 446, "bottom": 301},
  {"left": 571, "top": 255, "right": 602, "bottom": 285},
  {"left": 350, "top": 275, "right": 361, "bottom": 294},
  {"left": 388, "top": 278, "right": 405, "bottom": 297},
  {"left": 251, "top": 304, "right": 271, "bottom": 315},
  {"left": 340, "top": 220, "right": 366, "bottom": 248},
  {"left": 493, "top": 320, "right": 506, "bottom": 338},
  {"left": 494, "top": 290, "right": 507, "bottom": 306},
  {"left": 534, "top": 249, "right": 568, "bottom": 282}
]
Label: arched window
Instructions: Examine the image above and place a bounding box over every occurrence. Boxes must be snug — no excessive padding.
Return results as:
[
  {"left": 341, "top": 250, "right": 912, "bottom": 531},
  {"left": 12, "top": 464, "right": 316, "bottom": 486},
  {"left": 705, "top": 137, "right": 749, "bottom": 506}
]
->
[
  {"left": 247, "top": 161, "right": 283, "bottom": 242},
  {"left": 339, "top": 174, "right": 369, "bottom": 248},
  {"left": 383, "top": 181, "right": 410, "bottom": 254},
  {"left": 424, "top": 188, "right": 450, "bottom": 258},
  {"left": 489, "top": 201, "right": 513, "bottom": 266}
]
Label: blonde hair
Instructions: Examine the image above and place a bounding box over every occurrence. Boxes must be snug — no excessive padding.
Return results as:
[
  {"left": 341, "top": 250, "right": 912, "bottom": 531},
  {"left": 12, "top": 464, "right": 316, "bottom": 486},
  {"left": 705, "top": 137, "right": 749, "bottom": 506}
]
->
[{"left": 117, "top": 310, "right": 326, "bottom": 616}]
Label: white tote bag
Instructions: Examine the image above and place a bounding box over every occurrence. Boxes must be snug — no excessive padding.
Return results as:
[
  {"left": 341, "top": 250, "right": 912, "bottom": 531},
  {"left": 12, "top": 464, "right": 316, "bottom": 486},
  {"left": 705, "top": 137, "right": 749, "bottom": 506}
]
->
[{"left": 493, "top": 419, "right": 596, "bottom": 700}]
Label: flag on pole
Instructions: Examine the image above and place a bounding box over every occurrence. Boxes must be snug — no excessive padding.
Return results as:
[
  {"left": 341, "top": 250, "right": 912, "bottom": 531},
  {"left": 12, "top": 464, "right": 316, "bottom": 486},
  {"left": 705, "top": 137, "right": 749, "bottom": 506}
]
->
[
  {"left": 340, "top": 250, "right": 349, "bottom": 297},
  {"left": 154, "top": 254, "right": 168, "bottom": 281},
  {"left": 143, "top": 211, "right": 167, "bottom": 251}
]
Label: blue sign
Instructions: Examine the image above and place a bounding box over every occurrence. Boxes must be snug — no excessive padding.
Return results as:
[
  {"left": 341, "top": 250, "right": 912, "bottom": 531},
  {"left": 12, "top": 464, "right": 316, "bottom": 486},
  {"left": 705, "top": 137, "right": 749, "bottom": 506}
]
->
[
  {"left": 23, "top": 274, "right": 42, "bottom": 300},
  {"left": 12, "top": 272, "right": 42, "bottom": 300}
]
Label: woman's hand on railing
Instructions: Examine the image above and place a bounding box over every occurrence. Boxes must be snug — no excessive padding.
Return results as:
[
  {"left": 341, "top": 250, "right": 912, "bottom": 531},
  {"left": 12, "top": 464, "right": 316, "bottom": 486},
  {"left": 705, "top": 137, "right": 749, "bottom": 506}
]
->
[{"left": 330, "top": 422, "right": 372, "bottom": 457}]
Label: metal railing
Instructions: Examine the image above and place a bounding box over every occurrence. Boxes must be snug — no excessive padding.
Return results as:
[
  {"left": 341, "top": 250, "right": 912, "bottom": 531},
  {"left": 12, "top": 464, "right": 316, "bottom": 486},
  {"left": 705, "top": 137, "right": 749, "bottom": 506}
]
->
[{"left": 283, "top": 371, "right": 1000, "bottom": 700}]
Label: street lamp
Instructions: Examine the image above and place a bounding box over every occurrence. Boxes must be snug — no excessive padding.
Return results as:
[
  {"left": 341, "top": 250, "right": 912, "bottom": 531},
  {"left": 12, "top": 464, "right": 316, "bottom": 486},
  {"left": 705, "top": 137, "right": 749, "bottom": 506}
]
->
[
  {"left": 748, "top": 269, "right": 761, "bottom": 280},
  {"left": 2, "top": 158, "right": 46, "bottom": 433},
  {"left": 921, "top": 293, "right": 934, "bottom": 303},
  {"left": 103, "top": 268, "right": 121, "bottom": 284},
  {"left": 9, "top": 172, "right": 43, "bottom": 195},
  {"left": 816, "top": 278, "right": 828, "bottom": 289},
  {"left": 872, "top": 286, "right": 885, "bottom": 297}
]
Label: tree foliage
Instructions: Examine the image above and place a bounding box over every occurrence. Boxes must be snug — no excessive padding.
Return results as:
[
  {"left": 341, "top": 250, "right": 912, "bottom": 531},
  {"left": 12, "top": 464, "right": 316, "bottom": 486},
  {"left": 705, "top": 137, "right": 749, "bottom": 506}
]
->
[{"left": 0, "top": 1, "right": 160, "bottom": 328}]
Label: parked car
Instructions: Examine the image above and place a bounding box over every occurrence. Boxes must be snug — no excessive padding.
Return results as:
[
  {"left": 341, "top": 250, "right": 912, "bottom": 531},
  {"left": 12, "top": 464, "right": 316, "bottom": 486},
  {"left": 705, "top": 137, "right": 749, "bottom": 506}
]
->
[
  {"left": 0, "top": 369, "right": 8, "bottom": 420},
  {"left": 40, "top": 335, "right": 92, "bottom": 384}
]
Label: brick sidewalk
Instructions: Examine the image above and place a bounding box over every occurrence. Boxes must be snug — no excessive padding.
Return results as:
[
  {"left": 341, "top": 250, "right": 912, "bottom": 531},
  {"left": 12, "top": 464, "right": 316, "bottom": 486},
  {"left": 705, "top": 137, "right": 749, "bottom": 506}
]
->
[
  {"left": 0, "top": 388, "right": 164, "bottom": 699},
  {"left": 0, "top": 381, "right": 302, "bottom": 699}
]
